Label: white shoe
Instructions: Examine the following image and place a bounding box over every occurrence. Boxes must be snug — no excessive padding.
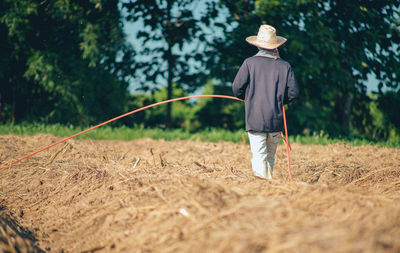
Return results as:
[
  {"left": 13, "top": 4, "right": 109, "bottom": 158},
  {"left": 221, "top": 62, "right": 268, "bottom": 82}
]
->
[{"left": 254, "top": 171, "right": 272, "bottom": 180}]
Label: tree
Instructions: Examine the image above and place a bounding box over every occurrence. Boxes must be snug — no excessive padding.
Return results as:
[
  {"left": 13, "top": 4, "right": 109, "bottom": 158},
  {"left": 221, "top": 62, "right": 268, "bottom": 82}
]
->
[
  {"left": 206, "top": 0, "right": 400, "bottom": 137},
  {"left": 0, "top": 0, "right": 134, "bottom": 125},
  {"left": 122, "top": 0, "right": 217, "bottom": 128}
]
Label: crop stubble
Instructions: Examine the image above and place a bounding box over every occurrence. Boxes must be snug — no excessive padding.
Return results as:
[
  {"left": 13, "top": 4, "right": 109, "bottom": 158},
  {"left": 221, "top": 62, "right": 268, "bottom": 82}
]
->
[{"left": 0, "top": 134, "right": 399, "bottom": 252}]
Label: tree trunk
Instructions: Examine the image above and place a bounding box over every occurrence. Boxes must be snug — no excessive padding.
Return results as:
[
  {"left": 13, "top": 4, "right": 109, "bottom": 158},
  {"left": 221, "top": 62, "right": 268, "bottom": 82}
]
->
[
  {"left": 165, "top": 1, "right": 173, "bottom": 129},
  {"left": 11, "top": 84, "right": 16, "bottom": 123},
  {"left": 166, "top": 52, "right": 173, "bottom": 128},
  {"left": 341, "top": 92, "right": 352, "bottom": 135}
]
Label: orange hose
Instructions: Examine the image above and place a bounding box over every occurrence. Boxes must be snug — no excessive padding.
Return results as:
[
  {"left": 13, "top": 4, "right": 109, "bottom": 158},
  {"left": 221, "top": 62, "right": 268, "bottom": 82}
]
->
[
  {"left": 282, "top": 105, "right": 293, "bottom": 180},
  {"left": 0, "top": 95, "right": 293, "bottom": 181},
  {"left": 0, "top": 95, "right": 243, "bottom": 170}
]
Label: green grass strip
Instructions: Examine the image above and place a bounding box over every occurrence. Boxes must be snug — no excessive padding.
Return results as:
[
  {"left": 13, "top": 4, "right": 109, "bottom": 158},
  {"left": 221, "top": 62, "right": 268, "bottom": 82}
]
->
[{"left": 0, "top": 123, "right": 398, "bottom": 148}]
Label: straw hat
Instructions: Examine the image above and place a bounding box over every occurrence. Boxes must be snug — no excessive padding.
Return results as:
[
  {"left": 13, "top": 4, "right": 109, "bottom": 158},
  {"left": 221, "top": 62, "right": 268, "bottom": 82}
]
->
[{"left": 246, "top": 25, "right": 287, "bottom": 49}]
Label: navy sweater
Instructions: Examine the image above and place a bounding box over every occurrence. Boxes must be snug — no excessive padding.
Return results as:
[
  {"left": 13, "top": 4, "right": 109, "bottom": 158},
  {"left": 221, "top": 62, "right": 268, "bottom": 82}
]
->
[{"left": 232, "top": 56, "right": 299, "bottom": 132}]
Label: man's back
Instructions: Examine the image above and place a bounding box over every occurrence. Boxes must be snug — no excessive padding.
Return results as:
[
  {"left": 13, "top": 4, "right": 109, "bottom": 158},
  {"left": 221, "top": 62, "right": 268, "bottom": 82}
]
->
[{"left": 233, "top": 55, "right": 299, "bottom": 132}]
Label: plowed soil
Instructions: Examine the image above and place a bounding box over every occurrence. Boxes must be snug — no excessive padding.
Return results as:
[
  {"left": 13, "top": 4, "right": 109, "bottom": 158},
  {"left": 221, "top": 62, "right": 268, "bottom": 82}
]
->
[{"left": 1, "top": 134, "right": 399, "bottom": 253}]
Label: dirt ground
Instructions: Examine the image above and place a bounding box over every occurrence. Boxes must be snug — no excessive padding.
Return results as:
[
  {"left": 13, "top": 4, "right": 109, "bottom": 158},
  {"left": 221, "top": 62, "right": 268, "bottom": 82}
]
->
[{"left": 0, "top": 134, "right": 399, "bottom": 253}]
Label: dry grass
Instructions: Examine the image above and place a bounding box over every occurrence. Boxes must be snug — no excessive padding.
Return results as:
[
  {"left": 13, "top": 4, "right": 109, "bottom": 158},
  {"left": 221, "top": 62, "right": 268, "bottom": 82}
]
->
[{"left": 0, "top": 134, "right": 399, "bottom": 252}]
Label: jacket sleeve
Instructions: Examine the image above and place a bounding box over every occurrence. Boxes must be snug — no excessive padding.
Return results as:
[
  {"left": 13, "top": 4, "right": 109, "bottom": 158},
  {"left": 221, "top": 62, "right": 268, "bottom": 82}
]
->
[
  {"left": 232, "top": 60, "right": 249, "bottom": 100},
  {"left": 284, "top": 66, "right": 299, "bottom": 104}
]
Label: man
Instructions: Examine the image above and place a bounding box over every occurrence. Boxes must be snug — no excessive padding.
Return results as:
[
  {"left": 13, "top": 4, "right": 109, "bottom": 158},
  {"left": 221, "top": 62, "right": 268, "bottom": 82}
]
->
[{"left": 232, "top": 24, "right": 299, "bottom": 180}]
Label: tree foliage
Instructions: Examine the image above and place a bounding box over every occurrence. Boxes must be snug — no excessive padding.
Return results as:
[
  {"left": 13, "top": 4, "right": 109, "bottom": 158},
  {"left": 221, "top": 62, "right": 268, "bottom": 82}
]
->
[
  {"left": 206, "top": 0, "right": 400, "bottom": 137},
  {"left": 1, "top": 0, "right": 399, "bottom": 142},
  {"left": 122, "top": 0, "right": 218, "bottom": 127},
  {"left": 0, "top": 0, "right": 134, "bottom": 125}
]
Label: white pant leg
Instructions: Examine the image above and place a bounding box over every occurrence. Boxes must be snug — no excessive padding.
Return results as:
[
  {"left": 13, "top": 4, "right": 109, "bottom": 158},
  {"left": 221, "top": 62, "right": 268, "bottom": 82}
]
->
[
  {"left": 248, "top": 131, "right": 280, "bottom": 179},
  {"left": 265, "top": 132, "right": 281, "bottom": 178}
]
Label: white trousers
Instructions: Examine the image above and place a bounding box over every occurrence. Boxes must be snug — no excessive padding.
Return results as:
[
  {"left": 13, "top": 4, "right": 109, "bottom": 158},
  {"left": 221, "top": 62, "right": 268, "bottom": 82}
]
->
[{"left": 248, "top": 131, "right": 281, "bottom": 179}]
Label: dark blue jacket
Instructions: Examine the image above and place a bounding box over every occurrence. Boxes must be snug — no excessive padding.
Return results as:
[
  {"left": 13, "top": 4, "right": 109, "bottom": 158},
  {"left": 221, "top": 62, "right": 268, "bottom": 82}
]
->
[{"left": 232, "top": 56, "right": 299, "bottom": 132}]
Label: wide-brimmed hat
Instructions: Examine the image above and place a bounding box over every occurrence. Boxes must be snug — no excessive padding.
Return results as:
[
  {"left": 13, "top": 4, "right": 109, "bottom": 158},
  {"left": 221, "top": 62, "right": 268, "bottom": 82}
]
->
[{"left": 246, "top": 25, "right": 287, "bottom": 49}]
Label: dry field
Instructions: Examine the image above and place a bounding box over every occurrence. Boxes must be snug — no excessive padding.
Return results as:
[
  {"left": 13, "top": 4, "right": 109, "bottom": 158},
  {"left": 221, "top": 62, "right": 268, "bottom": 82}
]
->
[{"left": 0, "top": 134, "right": 399, "bottom": 253}]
